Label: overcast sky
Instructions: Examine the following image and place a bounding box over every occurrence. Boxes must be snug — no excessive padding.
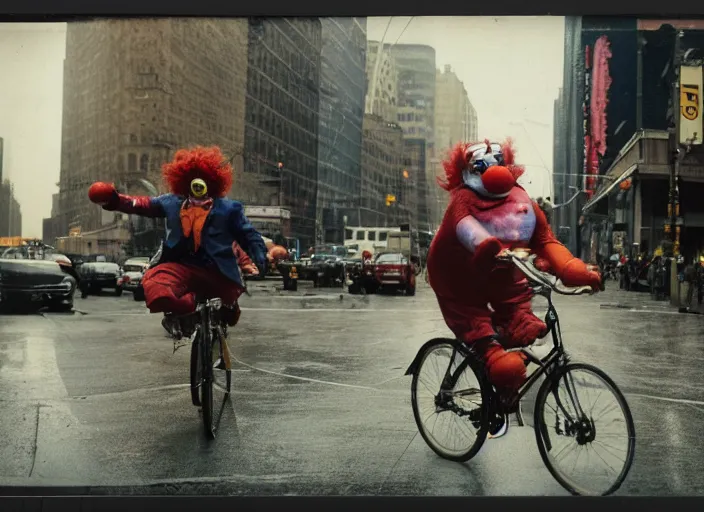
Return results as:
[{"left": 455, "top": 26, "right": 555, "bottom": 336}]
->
[
  {"left": 0, "top": 22, "right": 66, "bottom": 239},
  {"left": 368, "top": 16, "right": 565, "bottom": 199},
  {"left": 0, "top": 17, "right": 564, "bottom": 238}
]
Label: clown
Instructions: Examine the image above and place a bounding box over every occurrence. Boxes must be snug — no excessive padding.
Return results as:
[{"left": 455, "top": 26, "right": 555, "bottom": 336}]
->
[
  {"left": 427, "top": 139, "right": 601, "bottom": 432},
  {"left": 88, "top": 146, "right": 268, "bottom": 338}
]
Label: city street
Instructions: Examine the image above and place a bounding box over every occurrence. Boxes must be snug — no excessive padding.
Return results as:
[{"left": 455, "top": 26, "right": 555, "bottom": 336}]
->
[{"left": 1, "top": 280, "right": 704, "bottom": 496}]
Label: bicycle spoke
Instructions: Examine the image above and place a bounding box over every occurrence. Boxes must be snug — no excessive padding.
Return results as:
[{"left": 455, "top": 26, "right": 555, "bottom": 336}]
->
[
  {"left": 593, "top": 400, "right": 620, "bottom": 421},
  {"left": 412, "top": 343, "right": 486, "bottom": 460},
  {"left": 571, "top": 445, "right": 583, "bottom": 474},
  {"left": 589, "top": 442, "right": 620, "bottom": 475},
  {"left": 553, "top": 439, "right": 579, "bottom": 463},
  {"left": 537, "top": 364, "right": 634, "bottom": 496},
  {"left": 593, "top": 440, "right": 626, "bottom": 461}
]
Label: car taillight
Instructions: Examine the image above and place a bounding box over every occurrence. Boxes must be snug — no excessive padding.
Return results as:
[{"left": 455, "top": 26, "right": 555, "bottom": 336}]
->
[{"left": 123, "top": 275, "right": 131, "bottom": 282}]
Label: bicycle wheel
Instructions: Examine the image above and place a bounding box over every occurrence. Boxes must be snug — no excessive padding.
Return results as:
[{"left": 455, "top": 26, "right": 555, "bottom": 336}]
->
[
  {"left": 200, "top": 327, "right": 215, "bottom": 439},
  {"left": 189, "top": 331, "right": 202, "bottom": 407},
  {"left": 534, "top": 362, "right": 636, "bottom": 496},
  {"left": 211, "top": 328, "right": 232, "bottom": 395},
  {"left": 410, "top": 339, "right": 490, "bottom": 462}
]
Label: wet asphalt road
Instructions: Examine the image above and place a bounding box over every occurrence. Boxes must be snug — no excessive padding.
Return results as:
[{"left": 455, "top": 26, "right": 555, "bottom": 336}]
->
[{"left": 1, "top": 279, "right": 703, "bottom": 496}]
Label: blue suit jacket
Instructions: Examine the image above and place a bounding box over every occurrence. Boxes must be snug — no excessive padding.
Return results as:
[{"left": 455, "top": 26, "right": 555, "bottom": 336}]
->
[{"left": 150, "top": 194, "right": 267, "bottom": 287}]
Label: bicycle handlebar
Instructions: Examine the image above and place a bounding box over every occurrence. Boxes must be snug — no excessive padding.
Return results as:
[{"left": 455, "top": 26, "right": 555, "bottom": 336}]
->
[{"left": 496, "top": 250, "right": 595, "bottom": 296}]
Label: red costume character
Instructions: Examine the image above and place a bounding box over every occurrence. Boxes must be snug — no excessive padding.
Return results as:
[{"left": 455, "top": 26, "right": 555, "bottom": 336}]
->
[
  {"left": 427, "top": 140, "right": 601, "bottom": 406},
  {"left": 88, "top": 146, "right": 268, "bottom": 338}
]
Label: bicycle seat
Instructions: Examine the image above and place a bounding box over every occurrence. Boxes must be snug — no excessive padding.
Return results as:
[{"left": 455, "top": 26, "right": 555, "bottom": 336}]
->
[{"left": 194, "top": 295, "right": 223, "bottom": 312}]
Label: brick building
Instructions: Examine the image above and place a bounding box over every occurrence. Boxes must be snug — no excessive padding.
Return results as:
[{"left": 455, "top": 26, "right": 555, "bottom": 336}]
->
[{"left": 49, "top": 18, "right": 250, "bottom": 251}]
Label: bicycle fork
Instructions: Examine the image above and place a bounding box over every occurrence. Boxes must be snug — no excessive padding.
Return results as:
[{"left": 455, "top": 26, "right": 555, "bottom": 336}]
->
[{"left": 541, "top": 371, "right": 590, "bottom": 452}]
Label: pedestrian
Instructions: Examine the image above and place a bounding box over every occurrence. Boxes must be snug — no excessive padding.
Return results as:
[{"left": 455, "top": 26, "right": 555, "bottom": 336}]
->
[{"left": 682, "top": 258, "right": 698, "bottom": 313}]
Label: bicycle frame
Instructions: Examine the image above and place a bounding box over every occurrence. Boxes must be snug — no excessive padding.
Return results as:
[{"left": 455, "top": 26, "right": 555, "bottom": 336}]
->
[{"left": 433, "top": 254, "right": 593, "bottom": 423}]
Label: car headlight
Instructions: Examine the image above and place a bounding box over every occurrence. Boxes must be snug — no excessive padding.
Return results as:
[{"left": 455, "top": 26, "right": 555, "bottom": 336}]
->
[{"left": 62, "top": 275, "right": 76, "bottom": 288}]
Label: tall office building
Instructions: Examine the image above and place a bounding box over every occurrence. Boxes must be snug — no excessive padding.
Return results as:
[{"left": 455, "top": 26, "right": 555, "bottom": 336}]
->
[
  {"left": 243, "top": 18, "right": 323, "bottom": 247},
  {"left": 316, "top": 18, "right": 367, "bottom": 243},
  {"left": 52, "top": 18, "right": 250, "bottom": 242},
  {"left": 389, "top": 44, "right": 436, "bottom": 232},
  {"left": 0, "top": 137, "right": 22, "bottom": 238},
  {"left": 432, "top": 65, "right": 477, "bottom": 228}
]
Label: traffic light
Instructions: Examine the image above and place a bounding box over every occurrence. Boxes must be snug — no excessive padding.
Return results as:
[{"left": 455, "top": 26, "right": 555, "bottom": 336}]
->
[
  {"left": 402, "top": 170, "right": 409, "bottom": 179},
  {"left": 386, "top": 194, "right": 396, "bottom": 206}
]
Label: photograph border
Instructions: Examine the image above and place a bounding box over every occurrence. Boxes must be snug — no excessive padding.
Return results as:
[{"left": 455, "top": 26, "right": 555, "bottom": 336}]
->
[{"left": 2, "top": 0, "right": 704, "bottom": 509}]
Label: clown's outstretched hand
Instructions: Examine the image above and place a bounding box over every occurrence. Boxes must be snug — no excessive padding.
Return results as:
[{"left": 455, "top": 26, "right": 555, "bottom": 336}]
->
[
  {"left": 88, "top": 182, "right": 119, "bottom": 209},
  {"left": 88, "top": 181, "right": 163, "bottom": 217},
  {"left": 529, "top": 203, "right": 602, "bottom": 291}
]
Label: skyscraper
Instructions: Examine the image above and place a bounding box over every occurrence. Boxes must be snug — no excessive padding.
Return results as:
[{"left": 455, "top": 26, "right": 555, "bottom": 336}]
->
[
  {"left": 0, "top": 137, "right": 22, "bottom": 238},
  {"left": 52, "top": 18, "right": 250, "bottom": 241},
  {"left": 432, "top": 64, "right": 477, "bottom": 228},
  {"left": 316, "top": 18, "right": 367, "bottom": 243},
  {"left": 365, "top": 40, "right": 398, "bottom": 123},
  {"left": 243, "top": 18, "right": 322, "bottom": 247},
  {"left": 389, "top": 44, "right": 436, "bottom": 232}
]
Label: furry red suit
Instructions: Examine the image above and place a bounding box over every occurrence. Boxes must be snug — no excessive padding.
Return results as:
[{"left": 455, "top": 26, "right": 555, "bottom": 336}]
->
[
  {"left": 87, "top": 146, "right": 267, "bottom": 335},
  {"left": 426, "top": 140, "right": 601, "bottom": 401}
]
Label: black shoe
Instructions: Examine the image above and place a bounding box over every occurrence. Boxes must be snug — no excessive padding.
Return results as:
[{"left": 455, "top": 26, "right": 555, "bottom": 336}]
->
[
  {"left": 488, "top": 413, "right": 509, "bottom": 439},
  {"left": 162, "top": 314, "right": 182, "bottom": 340}
]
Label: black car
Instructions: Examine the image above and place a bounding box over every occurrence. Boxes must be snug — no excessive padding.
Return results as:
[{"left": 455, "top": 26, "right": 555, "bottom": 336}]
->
[
  {"left": 300, "top": 244, "right": 350, "bottom": 287},
  {"left": 0, "top": 253, "right": 77, "bottom": 312},
  {"left": 78, "top": 261, "right": 123, "bottom": 298}
]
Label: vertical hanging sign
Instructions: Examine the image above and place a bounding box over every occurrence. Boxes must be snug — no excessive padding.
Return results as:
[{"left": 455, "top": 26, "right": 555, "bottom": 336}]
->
[
  {"left": 680, "top": 65, "right": 704, "bottom": 145},
  {"left": 583, "top": 45, "right": 594, "bottom": 197}
]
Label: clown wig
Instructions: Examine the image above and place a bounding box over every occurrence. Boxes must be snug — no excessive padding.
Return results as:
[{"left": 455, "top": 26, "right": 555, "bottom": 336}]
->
[
  {"left": 437, "top": 138, "right": 526, "bottom": 191},
  {"left": 162, "top": 146, "right": 233, "bottom": 198}
]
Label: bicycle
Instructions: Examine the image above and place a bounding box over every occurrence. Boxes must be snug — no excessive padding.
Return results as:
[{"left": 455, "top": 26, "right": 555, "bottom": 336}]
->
[
  {"left": 187, "top": 295, "right": 233, "bottom": 439},
  {"left": 406, "top": 249, "right": 636, "bottom": 496}
]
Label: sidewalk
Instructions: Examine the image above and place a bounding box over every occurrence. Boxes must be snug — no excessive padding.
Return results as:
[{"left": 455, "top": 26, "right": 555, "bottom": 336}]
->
[{"left": 598, "top": 285, "right": 704, "bottom": 314}]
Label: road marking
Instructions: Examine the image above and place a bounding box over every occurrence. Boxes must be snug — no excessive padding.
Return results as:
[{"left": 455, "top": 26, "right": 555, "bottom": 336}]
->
[
  {"left": 627, "top": 392, "right": 704, "bottom": 407},
  {"left": 62, "top": 308, "right": 440, "bottom": 317},
  {"left": 240, "top": 307, "right": 439, "bottom": 313},
  {"left": 230, "top": 355, "right": 380, "bottom": 391}
]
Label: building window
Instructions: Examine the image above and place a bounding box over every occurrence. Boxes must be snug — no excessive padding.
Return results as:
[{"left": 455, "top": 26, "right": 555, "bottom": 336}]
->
[
  {"left": 128, "top": 153, "right": 137, "bottom": 171},
  {"left": 140, "top": 154, "right": 149, "bottom": 171}
]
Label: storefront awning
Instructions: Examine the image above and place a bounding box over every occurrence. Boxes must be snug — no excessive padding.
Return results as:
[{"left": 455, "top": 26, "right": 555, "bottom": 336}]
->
[{"left": 581, "top": 164, "right": 638, "bottom": 213}]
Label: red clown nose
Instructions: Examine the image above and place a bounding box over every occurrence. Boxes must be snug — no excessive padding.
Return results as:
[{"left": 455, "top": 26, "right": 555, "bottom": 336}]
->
[{"left": 481, "top": 165, "right": 516, "bottom": 196}]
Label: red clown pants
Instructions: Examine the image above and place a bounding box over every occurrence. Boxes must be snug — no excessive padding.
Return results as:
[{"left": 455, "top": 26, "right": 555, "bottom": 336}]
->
[
  {"left": 435, "top": 273, "right": 547, "bottom": 396},
  {"left": 142, "top": 262, "right": 244, "bottom": 316}
]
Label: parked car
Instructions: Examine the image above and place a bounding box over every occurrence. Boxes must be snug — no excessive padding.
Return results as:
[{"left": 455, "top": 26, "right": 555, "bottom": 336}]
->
[
  {"left": 131, "top": 244, "right": 164, "bottom": 302},
  {"left": 348, "top": 252, "right": 416, "bottom": 296},
  {"left": 299, "top": 244, "right": 351, "bottom": 287},
  {"left": 0, "top": 246, "right": 77, "bottom": 312},
  {"left": 118, "top": 256, "right": 150, "bottom": 293},
  {"left": 78, "top": 261, "right": 123, "bottom": 298}
]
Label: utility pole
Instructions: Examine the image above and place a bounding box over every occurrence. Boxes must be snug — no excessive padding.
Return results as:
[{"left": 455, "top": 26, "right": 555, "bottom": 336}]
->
[{"left": 667, "top": 30, "right": 683, "bottom": 257}]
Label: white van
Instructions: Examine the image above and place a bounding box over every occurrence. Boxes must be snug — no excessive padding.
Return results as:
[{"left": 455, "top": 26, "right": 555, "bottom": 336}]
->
[{"left": 343, "top": 226, "right": 401, "bottom": 257}]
